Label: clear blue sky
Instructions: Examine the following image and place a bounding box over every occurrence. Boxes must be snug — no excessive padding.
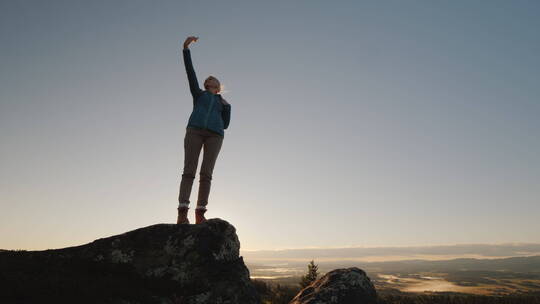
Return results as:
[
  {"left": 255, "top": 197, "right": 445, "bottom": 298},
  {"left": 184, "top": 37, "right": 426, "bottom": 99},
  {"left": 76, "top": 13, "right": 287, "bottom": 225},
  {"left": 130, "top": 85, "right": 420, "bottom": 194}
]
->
[{"left": 1, "top": 0, "right": 539, "bottom": 251}]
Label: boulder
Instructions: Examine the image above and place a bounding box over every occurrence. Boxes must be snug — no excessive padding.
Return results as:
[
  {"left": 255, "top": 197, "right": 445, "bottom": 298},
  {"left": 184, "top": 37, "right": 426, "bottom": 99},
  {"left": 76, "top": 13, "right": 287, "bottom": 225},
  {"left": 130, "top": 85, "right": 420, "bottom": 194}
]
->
[
  {"left": 290, "top": 267, "right": 377, "bottom": 304},
  {"left": 0, "top": 218, "right": 261, "bottom": 304}
]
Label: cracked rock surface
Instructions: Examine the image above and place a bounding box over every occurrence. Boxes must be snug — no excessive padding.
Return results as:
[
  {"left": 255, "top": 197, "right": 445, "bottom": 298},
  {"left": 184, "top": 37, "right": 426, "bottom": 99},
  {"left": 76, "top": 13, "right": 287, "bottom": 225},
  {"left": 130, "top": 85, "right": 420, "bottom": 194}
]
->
[
  {"left": 0, "top": 218, "right": 261, "bottom": 304},
  {"left": 289, "top": 267, "right": 377, "bottom": 304}
]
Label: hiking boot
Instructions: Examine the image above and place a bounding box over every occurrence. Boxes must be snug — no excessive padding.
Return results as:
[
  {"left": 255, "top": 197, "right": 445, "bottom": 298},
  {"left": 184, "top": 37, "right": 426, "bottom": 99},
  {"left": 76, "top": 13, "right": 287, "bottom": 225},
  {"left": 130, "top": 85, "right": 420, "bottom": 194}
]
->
[
  {"left": 177, "top": 206, "right": 190, "bottom": 224},
  {"left": 195, "top": 207, "right": 207, "bottom": 224}
]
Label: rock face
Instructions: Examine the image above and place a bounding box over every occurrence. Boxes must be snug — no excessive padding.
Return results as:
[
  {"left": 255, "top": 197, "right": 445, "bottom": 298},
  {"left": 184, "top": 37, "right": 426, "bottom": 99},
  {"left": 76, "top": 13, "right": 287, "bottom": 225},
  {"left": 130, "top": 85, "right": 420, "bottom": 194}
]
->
[
  {"left": 290, "top": 267, "right": 377, "bottom": 304},
  {"left": 0, "top": 218, "right": 261, "bottom": 304}
]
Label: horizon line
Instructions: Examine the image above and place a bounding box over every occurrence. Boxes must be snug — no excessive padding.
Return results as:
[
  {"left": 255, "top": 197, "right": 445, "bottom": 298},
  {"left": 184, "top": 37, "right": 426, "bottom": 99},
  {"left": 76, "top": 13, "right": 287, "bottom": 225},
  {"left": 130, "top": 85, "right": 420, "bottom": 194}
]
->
[{"left": 240, "top": 241, "right": 540, "bottom": 253}]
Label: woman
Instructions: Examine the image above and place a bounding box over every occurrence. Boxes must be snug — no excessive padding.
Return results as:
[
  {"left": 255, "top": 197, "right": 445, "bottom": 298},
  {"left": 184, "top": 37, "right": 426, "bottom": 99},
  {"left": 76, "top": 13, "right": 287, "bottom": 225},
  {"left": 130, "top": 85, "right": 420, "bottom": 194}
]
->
[{"left": 177, "top": 36, "right": 231, "bottom": 224}]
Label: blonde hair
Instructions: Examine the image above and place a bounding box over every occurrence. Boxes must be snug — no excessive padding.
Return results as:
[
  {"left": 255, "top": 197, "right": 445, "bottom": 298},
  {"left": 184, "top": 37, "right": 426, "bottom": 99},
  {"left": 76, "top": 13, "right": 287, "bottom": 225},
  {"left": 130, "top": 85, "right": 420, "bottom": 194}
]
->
[{"left": 204, "top": 75, "right": 223, "bottom": 93}]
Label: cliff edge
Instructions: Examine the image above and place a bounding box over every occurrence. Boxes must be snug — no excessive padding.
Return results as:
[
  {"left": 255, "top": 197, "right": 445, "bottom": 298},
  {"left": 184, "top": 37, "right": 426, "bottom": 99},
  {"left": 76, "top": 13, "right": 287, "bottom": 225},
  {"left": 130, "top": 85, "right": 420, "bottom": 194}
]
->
[{"left": 0, "top": 218, "right": 261, "bottom": 304}]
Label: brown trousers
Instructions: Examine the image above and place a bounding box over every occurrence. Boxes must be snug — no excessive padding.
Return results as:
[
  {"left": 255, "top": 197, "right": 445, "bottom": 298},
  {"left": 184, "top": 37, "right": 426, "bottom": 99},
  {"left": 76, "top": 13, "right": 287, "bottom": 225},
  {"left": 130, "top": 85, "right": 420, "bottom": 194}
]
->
[{"left": 178, "top": 127, "right": 223, "bottom": 210}]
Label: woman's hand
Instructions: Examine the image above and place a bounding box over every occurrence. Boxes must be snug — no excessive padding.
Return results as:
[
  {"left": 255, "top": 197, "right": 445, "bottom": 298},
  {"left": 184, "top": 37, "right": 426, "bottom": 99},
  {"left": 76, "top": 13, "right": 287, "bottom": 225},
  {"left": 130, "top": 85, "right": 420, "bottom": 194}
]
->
[
  {"left": 220, "top": 97, "right": 230, "bottom": 106},
  {"left": 183, "top": 36, "right": 199, "bottom": 49}
]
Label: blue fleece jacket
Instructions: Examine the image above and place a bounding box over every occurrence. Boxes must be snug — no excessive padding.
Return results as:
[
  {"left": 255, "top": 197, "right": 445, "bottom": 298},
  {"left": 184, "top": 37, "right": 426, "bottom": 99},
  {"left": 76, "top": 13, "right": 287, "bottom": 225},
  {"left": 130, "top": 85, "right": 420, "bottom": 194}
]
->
[{"left": 182, "top": 48, "right": 231, "bottom": 137}]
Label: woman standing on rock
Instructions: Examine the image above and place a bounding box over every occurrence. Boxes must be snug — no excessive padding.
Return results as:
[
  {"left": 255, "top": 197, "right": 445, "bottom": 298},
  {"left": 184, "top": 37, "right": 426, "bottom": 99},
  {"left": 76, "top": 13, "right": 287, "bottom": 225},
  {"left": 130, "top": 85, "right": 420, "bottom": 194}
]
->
[{"left": 177, "top": 36, "right": 231, "bottom": 225}]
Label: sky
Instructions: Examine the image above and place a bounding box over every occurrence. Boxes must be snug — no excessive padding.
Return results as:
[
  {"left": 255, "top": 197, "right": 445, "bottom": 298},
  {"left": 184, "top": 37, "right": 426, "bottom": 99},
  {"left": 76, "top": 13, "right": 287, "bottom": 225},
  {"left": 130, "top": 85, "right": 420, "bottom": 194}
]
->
[{"left": 1, "top": 0, "right": 539, "bottom": 252}]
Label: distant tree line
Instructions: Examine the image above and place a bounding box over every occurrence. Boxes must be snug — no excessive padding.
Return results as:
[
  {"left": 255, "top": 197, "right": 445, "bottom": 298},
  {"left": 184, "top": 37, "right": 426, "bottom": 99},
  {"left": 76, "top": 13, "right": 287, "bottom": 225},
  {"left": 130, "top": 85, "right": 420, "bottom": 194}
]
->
[{"left": 376, "top": 293, "right": 540, "bottom": 304}]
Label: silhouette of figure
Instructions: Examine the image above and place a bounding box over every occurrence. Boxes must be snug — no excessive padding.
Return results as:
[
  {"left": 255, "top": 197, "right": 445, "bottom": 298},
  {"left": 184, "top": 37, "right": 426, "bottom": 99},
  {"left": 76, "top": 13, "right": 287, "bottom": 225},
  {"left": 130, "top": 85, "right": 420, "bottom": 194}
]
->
[{"left": 177, "top": 36, "right": 231, "bottom": 225}]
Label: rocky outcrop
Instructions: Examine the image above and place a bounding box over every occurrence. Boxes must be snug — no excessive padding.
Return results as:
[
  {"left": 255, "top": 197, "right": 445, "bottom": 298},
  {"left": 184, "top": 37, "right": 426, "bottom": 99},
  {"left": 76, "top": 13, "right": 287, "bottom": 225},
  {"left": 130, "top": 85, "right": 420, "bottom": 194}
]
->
[
  {"left": 290, "top": 267, "right": 377, "bottom": 304},
  {"left": 0, "top": 218, "right": 261, "bottom": 304}
]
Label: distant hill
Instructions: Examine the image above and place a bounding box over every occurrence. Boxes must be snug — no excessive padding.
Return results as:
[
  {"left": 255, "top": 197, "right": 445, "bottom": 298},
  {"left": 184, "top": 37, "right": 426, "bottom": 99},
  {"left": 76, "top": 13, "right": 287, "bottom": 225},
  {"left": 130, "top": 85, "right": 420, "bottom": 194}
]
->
[
  {"left": 361, "top": 255, "right": 540, "bottom": 273},
  {"left": 246, "top": 255, "right": 540, "bottom": 283},
  {"left": 242, "top": 243, "right": 540, "bottom": 261}
]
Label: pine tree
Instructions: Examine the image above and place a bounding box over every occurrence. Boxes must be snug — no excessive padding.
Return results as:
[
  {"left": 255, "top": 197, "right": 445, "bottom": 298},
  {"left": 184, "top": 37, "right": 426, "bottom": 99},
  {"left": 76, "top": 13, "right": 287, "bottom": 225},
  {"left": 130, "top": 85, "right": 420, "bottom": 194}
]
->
[{"left": 299, "top": 259, "right": 319, "bottom": 288}]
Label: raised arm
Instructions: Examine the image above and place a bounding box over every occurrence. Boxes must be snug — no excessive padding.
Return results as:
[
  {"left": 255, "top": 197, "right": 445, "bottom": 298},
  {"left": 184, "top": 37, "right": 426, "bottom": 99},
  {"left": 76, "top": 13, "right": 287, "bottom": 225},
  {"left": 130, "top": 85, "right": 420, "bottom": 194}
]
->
[{"left": 182, "top": 36, "right": 203, "bottom": 100}]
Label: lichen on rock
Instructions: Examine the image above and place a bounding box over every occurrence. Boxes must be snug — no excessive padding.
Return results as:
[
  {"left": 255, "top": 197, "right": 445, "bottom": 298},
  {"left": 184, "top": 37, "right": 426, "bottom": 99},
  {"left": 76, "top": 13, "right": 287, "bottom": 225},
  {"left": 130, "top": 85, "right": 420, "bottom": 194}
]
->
[
  {"left": 290, "top": 267, "right": 377, "bottom": 304},
  {"left": 0, "top": 218, "right": 261, "bottom": 304}
]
